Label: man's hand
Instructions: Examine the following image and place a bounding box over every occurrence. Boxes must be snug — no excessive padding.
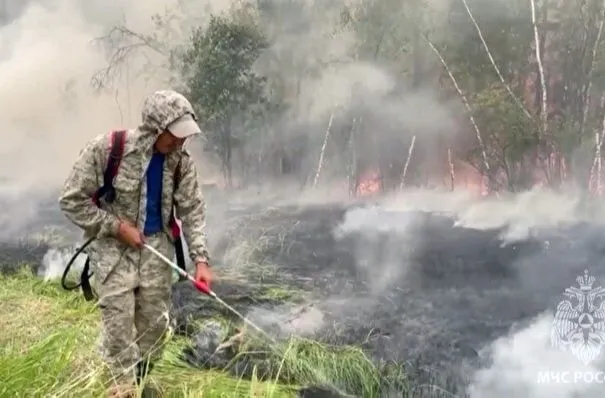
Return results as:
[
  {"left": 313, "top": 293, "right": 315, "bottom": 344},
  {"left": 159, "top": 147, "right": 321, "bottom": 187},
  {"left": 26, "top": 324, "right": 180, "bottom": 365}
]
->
[
  {"left": 117, "top": 221, "right": 145, "bottom": 248},
  {"left": 195, "top": 261, "right": 213, "bottom": 286}
]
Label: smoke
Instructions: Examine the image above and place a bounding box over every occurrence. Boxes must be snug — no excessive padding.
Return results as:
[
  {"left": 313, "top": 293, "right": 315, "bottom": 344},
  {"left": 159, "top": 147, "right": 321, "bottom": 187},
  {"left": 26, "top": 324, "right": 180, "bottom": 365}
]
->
[
  {"left": 10, "top": 3, "right": 605, "bottom": 395},
  {"left": 0, "top": 0, "right": 241, "bottom": 240},
  {"left": 333, "top": 204, "right": 420, "bottom": 293},
  {"left": 469, "top": 312, "right": 605, "bottom": 398},
  {"left": 245, "top": 303, "right": 326, "bottom": 338},
  {"left": 236, "top": 0, "right": 463, "bottom": 188},
  {"left": 0, "top": 0, "right": 242, "bottom": 190},
  {"left": 379, "top": 186, "right": 605, "bottom": 244},
  {"left": 316, "top": 187, "right": 605, "bottom": 396},
  {"left": 39, "top": 244, "right": 85, "bottom": 280},
  {"left": 2, "top": 1, "right": 151, "bottom": 189},
  {"left": 0, "top": 0, "right": 465, "bottom": 235}
]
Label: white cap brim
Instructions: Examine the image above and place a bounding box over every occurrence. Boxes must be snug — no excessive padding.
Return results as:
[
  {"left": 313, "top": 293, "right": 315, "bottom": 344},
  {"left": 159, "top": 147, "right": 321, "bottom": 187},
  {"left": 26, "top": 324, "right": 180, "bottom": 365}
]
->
[{"left": 167, "top": 114, "right": 202, "bottom": 138}]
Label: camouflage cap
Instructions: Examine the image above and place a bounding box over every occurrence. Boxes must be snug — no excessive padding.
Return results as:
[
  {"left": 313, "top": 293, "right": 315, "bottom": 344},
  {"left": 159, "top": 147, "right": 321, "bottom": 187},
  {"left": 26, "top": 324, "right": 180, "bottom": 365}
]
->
[{"left": 141, "top": 90, "right": 200, "bottom": 136}]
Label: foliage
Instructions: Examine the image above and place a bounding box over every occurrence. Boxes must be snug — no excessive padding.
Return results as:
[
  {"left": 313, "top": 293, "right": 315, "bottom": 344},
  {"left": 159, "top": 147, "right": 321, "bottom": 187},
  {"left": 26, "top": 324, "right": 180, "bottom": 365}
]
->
[
  {"left": 98, "top": 0, "right": 605, "bottom": 193},
  {"left": 180, "top": 13, "right": 271, "bottom": 184},
  {"left": 470, "top": 83, "right": 538, "bottom": 189}
]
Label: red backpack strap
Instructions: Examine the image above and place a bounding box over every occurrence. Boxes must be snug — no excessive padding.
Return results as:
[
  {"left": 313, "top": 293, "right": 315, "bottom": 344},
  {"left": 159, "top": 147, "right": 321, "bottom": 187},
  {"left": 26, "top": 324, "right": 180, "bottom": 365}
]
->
[
  {"left": 80, "top": 130, "right": 126, "bottom": 301},
  {"left": 92, "top": 130, "right": 127, "bottom": 207}
]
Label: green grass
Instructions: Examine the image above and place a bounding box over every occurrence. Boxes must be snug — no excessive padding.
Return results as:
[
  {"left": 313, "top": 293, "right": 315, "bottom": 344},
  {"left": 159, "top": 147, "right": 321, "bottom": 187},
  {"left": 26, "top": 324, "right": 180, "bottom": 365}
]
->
[
  {"left": 0, "top": 267, "right": 294, "bottom": 397},
  {"left": 255, "top": 285, "right": 303, "bottom": 302},
  {"left": 0, "top": 267, "right": 409, "bottom": 397}
]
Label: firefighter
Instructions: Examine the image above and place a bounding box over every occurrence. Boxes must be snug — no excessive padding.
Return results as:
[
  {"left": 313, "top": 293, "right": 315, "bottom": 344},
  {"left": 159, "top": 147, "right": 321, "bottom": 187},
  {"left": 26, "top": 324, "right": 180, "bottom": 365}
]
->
[{"left": 59, "top": 89, "right": 213, "bottom": 397}]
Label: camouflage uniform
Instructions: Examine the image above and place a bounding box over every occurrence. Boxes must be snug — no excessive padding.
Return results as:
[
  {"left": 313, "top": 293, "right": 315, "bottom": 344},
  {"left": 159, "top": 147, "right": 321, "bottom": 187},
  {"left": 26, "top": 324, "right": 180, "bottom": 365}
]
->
[{"left": 59, "top": 90, "right": 210, "bottom": 386}]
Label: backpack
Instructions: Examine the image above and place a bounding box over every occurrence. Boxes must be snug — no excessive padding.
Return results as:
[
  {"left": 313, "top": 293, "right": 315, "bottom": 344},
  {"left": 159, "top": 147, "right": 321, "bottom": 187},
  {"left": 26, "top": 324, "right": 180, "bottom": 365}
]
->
[{"left": 61, "top": 130, "right": 187, "bottom": 301}]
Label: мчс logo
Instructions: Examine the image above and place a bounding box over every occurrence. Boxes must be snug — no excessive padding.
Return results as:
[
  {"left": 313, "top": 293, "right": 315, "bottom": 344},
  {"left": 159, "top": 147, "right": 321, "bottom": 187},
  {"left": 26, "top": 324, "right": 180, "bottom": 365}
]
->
[{"left": 551, "top": 269, "right": 605, "bottom": 365}]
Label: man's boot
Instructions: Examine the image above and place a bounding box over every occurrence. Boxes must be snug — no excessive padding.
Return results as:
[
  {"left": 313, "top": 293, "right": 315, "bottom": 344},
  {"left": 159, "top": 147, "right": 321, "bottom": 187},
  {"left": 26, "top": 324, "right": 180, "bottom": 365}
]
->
[
  {"left": 136, "top": 360, "right": 155, "bottom": 385},
  {"left": 136, "top": 360, "right": 159, "bottom": 398}
]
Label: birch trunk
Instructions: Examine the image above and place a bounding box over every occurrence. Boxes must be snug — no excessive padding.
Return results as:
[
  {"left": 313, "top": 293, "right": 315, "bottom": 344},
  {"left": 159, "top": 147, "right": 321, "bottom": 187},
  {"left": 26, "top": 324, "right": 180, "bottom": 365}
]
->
[
  {"left": 421, "top": 32, "right": 491, "bottom": 178},
  {"left": 312, "top": 112, "right": 334, "bottom": 188},
  {"left": 399, "top": 135, "right": 417, "bottom": 190},
  {"left": 460, "top": 0, "right": 532, "bottom": 120},
  {"left": 530, "top": 0, "right": 549, "bottom": 138},
  {"left": 589, "top": 93, "right": 605, "bottom": 193},
  {"left": 448, "top": 148, "right": 455, "bottom": 191},
  {"left": 579, "top": 4, "right": 605, "bottom": 139}
]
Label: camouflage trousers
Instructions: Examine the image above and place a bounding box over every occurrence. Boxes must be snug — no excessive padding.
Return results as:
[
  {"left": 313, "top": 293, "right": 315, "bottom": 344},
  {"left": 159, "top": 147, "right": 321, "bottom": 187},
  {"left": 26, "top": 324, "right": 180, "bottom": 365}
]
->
[{"left": 94, "top": 232, "right": 174, "bottom": 384}]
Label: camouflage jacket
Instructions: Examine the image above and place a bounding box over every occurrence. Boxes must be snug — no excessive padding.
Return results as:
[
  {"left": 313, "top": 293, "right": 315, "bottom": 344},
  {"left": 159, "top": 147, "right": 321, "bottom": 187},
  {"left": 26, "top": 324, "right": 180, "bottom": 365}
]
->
[{"left": 58, "top": 126, "right": 210, "bottom": 279}]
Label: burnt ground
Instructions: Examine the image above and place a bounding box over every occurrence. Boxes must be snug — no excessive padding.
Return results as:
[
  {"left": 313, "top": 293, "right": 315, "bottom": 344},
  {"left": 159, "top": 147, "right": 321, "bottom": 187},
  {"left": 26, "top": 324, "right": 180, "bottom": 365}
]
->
[{"left": 3, "top": 198, "right": 605, "bottom": 397}]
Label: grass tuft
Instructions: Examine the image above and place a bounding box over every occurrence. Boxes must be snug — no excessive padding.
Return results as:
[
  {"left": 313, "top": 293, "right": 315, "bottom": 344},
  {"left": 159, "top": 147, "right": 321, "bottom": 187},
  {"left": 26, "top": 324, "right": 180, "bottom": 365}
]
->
[
  {"left": 0, "top": 266, "right": 296, "bottom": 397},
  {"left": 1, "top": 265, "right": 409, "bottom": 397}
]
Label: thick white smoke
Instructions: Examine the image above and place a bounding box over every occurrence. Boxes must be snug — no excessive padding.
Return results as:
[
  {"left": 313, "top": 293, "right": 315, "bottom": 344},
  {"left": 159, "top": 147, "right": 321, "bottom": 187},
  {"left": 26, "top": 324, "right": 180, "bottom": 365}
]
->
[
  {"left": 8, "top": 3, "right": 605, "bottom": 397},
  {"left": 0, "top": 0, "right": 238, "bottom": 242},
  {"left": 380, "top": 186, "right": 605, "bottom": 244},
  {"left": 470, "top": 313, "right": 605, "bottom": 397}
]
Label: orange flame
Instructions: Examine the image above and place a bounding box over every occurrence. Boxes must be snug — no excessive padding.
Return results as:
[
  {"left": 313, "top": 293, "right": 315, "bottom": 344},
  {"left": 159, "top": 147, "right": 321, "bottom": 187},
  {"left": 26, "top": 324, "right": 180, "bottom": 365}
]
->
[{"left": 356, "top": 169, "right": 381, "bottom": 197}]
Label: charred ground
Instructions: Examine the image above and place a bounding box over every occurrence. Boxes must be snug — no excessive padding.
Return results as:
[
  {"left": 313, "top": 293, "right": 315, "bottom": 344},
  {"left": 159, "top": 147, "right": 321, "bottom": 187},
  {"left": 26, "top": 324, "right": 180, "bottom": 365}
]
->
[{"left": 2, "top": 197, "right": 605, "bottom": 397}]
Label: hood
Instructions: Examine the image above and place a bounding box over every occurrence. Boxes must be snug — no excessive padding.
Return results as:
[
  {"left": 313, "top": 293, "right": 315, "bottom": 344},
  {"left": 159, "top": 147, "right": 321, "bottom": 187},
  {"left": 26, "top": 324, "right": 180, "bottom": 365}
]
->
[{"left": 140, "top": 90, "right": 198, "bottom": 134}]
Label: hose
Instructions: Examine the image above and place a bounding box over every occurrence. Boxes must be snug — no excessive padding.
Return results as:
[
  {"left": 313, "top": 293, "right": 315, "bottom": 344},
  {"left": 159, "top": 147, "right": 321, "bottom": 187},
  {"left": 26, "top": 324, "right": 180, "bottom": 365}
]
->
[{"left": 60, "top": 236, "right": 95, "bottom": 291}]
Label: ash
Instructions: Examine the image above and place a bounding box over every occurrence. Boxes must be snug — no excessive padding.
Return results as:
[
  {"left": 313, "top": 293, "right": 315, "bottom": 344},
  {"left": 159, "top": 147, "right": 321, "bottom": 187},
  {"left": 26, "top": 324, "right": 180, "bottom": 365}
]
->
[
  {"left": 4, "top": 199, "right": 605, "bottom": 397},
  {"left": 190, "top": 202, "right": 605, "bottom": 396}
]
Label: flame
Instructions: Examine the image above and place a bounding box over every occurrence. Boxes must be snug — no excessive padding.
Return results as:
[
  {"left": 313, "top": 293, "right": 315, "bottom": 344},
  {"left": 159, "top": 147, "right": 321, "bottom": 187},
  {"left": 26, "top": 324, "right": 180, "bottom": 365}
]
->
[
  {"left": 351, "top": 153, "right": 578, "bottom": 199},
  {"left": 356, "top": 169, "right": 381, "bottom": 197}
]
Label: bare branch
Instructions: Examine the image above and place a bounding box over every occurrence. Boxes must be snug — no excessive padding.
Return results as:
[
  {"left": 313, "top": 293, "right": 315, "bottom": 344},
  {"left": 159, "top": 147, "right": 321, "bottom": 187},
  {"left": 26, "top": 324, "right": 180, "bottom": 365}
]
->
[
  {"left": 114, "top": 88, "right": 124, "bottom": 125},
  {"left": 90, "top": 25, "right": 167, "bottom": 92}
]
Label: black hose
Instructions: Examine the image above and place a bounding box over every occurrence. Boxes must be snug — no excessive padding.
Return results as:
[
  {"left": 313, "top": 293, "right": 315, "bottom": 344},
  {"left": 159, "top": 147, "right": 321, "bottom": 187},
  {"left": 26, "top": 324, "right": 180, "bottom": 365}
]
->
[
  {"left": 60, "top": 236, "right": 95, "bottom": 291},
  {"left": 61, "top": 235, "right": 188, "bottom": 290},
  {"left": 174, "top": 237, "right": 187, "bottom": 282}
]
